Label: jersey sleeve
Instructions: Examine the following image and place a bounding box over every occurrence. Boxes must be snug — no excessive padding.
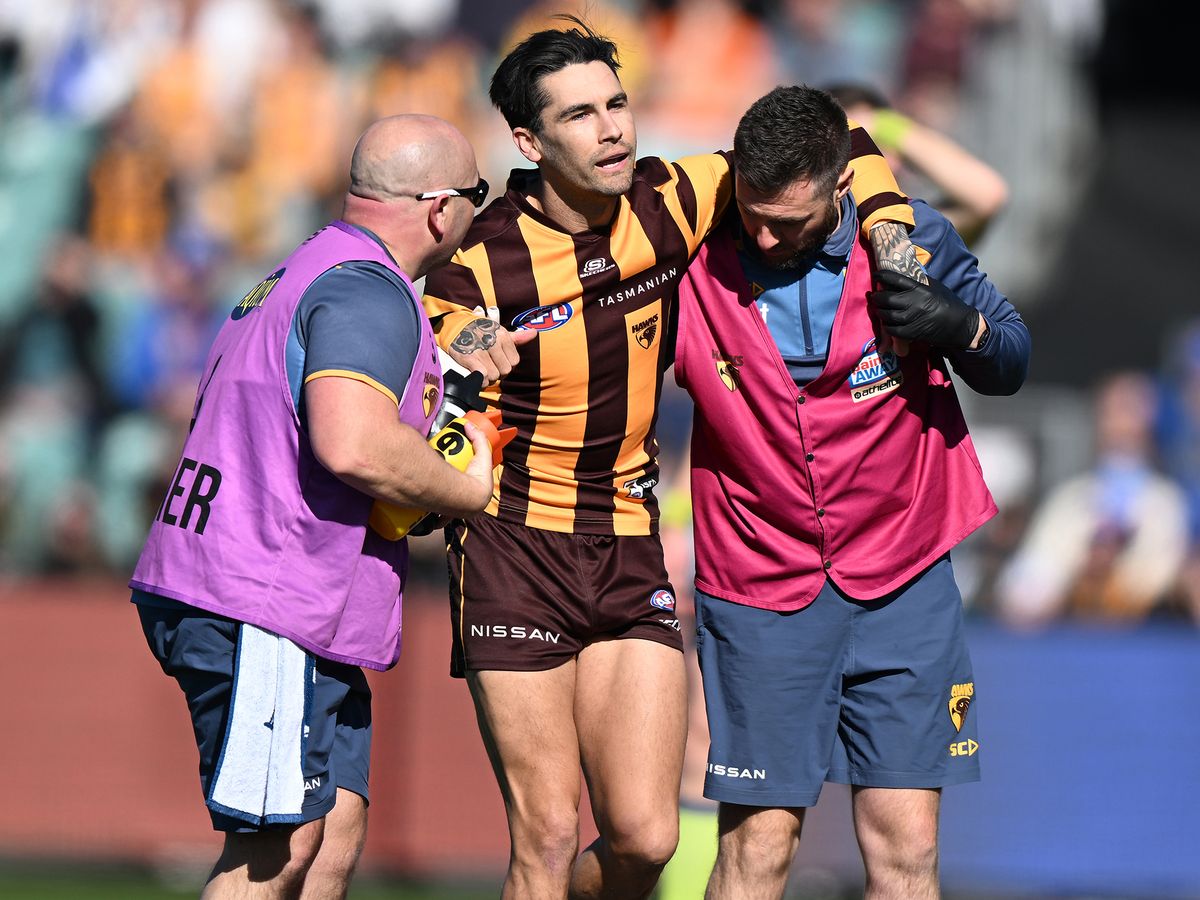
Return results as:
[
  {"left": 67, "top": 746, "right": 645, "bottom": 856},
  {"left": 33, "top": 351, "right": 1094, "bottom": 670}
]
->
[
  {"left": 422, "top": 253, "right": 490, "bottom": 352},
  {"left": 668, "top": 151, "right": 735, "bottom": 250},
  {"left": 846, "top": 117, "right": 915, "bottom": 235},
  {"left": 297, "top": 262, "right": 421, "bottom": 406}
]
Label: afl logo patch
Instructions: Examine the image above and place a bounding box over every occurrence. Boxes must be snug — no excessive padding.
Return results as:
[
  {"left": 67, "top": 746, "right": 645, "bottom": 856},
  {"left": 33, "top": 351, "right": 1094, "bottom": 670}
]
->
[
  {"left": 650, "top": 589, "right": 676, "bottom": 612},
  {"left": 513, "top": 303, "right": 573, "bottom": 332}
]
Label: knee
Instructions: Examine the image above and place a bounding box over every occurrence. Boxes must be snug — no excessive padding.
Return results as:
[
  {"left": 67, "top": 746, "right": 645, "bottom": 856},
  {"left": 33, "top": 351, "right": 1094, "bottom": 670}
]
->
[
  {"left": 861, "top": 827, "right": 939, "bottom": 880},
  {"left": 222, "top": 819, "right": 325, "bottom": 888},
  {"left": 716, "top": 810, "right": 801, "bottom": 878},
  {"left": 605, "top": 813, "right": 680, "bottom": 870},
  {"left": 510, "top": 809, "right": 580, "bottom": 875}
]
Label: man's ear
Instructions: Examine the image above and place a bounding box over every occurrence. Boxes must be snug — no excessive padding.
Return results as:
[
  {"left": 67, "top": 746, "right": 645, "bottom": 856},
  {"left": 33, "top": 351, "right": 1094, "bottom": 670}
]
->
[
  {"left": 513, "top": 127, "right": 543, "bottom": 164},
  {"left": 427, "top": 195, "right": 450, "bottom": 241},
  {"left": 836, "top": 164, "right": 855, "bottom": 200}
]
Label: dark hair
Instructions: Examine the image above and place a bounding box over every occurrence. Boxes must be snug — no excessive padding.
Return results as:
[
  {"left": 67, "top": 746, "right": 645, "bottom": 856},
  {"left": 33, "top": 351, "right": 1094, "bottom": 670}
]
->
[
  {"left": 489, "top": 15, "right": 621, "bottom": 133},
  {"left": 823, "top": 81, "right": 891, "bottom": 112},
  {"left": 734, "top": 85, "right": 852, "bottom": 196}
]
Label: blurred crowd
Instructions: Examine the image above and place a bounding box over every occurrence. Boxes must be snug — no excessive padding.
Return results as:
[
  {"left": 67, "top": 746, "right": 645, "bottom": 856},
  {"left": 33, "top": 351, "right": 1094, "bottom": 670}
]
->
[{"left": 0, "top": 0, "right": 1195, "bottom": 629}]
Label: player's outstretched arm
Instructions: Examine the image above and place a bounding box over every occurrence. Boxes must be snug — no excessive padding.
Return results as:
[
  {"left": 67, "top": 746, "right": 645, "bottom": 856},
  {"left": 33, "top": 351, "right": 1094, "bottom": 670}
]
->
[{"left": 306, "top": 375, "right": 493, "bottom": 517}]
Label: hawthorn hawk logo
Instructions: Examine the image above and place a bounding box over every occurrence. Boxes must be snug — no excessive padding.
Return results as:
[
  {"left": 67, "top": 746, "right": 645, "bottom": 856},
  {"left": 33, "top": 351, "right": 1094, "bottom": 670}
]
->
[
  {"left": 632, "top": 313, "right": 659, "bottom": 350},
  {"left": 949, "top": 682, "right": 974, "bottom": 732}
]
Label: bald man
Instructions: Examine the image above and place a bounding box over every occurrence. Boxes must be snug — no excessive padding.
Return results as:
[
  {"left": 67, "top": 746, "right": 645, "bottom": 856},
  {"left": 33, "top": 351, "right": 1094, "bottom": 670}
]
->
[{"left": 130, "top": 116, "right": 493, "bottom": 899}]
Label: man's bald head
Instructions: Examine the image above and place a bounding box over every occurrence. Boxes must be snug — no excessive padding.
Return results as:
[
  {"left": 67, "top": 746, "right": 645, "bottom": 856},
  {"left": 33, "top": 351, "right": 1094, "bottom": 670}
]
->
[
  {"left": 348, "top": 114, "right": 476, "bottom": 201},
  {"left": 341, "top": 115, "right": 481, "bottom": 280}
]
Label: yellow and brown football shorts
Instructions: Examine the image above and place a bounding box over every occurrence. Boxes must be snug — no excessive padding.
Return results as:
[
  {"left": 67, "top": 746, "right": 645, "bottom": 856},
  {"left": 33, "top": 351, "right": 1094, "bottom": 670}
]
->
[{"left": 446, "top": 514, "right": 684, "bottom": 677}]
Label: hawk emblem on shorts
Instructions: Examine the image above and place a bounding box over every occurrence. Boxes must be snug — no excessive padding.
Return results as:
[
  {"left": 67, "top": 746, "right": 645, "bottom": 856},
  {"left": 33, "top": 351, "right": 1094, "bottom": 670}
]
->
[{"left": 949, "top": 682, "right": 974, "bottom": 732}]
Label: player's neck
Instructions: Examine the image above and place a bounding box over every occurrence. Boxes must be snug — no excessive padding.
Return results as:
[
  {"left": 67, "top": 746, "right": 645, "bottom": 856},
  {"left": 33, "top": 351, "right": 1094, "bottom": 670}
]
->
[{"left": 528, "top": 172, "right": 619, "bottom": 233}]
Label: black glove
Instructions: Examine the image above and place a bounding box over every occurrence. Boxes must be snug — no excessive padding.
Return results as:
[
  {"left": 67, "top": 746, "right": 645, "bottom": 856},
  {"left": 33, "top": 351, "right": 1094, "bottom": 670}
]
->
[{"left": 869, "top": 270, "right": 980, "bottom": 351}]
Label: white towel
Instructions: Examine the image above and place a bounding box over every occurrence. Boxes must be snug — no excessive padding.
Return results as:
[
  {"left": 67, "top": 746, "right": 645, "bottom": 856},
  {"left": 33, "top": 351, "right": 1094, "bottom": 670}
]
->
[{"left": 208, "top": 624, "right": 311, "bottom": 825}]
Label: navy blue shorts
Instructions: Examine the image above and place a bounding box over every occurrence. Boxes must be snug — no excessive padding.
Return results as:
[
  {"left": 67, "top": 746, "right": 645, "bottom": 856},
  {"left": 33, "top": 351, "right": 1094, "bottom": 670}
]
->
[
  {"left": 137, "top": 595, "right": 372, "bottom": 832},
  {"left": 696, "top": 558, "right": 980, "bottom": 808}
]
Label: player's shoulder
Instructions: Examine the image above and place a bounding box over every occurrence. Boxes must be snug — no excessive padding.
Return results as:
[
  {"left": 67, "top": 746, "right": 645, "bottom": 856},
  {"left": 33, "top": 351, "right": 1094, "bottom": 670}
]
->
[
  {"left": 634, "top": 151, "right": 731, "bottom": 189},
  {"left": 455, "top": 194, "right": 525, "bottom": 255}
]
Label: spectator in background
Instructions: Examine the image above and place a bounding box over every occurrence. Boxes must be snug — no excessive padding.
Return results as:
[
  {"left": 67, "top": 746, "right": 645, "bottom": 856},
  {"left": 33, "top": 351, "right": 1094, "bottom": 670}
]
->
[
  {"left": 0, "top": 235, "right": 111, "bottom": 572},
  {"left": 1156, "top": 321, "right": 1200, "bottom": 623},
  {"left": 769, "top": 0, "right": 906, "bottom": 91},
  {"left": 998, "top": 371, "right": 1190, "bottom": 626},
  {"left": 86, "top": 105, "right": 176, "bottom": 260},
  {"left": 109, "top": 243, "right": 223, "bottom": 413},
  {"left": 825, "top": 80, "right": 1008, "bottom": 246},
  {"left": 637, "top": 0, "right": 779, "bottom": 158}
]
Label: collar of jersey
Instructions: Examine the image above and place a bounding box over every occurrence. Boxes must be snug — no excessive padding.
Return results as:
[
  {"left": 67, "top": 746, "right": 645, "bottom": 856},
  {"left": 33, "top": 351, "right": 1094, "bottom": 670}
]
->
[{"left": 505, "top": 168, "right": 621, "bottom": 241}]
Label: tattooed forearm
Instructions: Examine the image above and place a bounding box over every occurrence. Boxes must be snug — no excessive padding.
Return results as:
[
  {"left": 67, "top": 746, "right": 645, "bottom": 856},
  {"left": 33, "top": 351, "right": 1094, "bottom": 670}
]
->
[
  {"left": 451, "top": 318, "right": 499, "bottom": 354},
  {"left": 869, "top": 221, "right": 928, "bottom": 284}
]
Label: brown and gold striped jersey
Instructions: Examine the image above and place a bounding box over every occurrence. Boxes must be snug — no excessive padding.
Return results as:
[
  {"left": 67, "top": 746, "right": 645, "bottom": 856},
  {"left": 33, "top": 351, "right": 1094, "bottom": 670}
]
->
[{"left": 423, "top": 138, "right": 912, "bottom": 536}]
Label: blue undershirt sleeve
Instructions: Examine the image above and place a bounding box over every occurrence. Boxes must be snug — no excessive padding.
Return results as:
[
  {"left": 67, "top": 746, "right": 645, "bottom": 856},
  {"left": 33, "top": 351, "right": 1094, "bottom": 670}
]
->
[
  {"left": 289, "top": 261, "right": 421, "bottom": 417},
  {"left": 912, "top": 200, "right": 1030, "bottom": 396}
]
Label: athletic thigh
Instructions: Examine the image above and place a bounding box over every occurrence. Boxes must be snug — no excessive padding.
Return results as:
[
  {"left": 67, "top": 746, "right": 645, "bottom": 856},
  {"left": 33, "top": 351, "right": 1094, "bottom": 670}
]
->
[
  {"left": 466, "top": 663, "right": 584, "bottom": 826},
  {"left": 574, "top": 638, "right": 688, "bottom": 836}
]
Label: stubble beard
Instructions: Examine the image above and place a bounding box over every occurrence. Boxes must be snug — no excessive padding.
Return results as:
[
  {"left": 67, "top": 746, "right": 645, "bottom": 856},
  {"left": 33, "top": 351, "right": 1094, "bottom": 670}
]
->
[{"left": 760, "top": 195, "right": 841, "bottom": 271}]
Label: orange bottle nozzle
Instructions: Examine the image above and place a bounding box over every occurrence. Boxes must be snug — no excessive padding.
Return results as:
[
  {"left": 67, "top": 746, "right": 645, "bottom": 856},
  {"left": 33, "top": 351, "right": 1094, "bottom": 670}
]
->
[{"left": 464, "top": 409, "right": 517, "bottom": 467}]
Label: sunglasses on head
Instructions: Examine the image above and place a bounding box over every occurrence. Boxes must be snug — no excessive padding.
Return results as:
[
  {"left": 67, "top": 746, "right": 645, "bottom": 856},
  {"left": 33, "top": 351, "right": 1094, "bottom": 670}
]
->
[{"left": 415, "top": 178, "right": 489, "bottom": 209}]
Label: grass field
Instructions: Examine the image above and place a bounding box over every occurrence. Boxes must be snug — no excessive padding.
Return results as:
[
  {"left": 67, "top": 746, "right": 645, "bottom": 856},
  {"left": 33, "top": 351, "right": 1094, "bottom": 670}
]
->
[{"left": 0, "top": 866, "right": 497, "bottom": 899}]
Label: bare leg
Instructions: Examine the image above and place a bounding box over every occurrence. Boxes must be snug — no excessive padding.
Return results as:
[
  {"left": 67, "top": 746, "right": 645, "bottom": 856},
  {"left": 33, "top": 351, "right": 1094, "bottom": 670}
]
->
[
  {"left": 852, "top": 787, "right": 941, "bottom": 900},
  {"left": 705, "top": 805, "right": 805, "bottom": 900},
  {"left": 468, "top": 663, "right": 583, "bottom": 899},
  {"left": 202, "top": 818, "right": 324, "bottom": 899},
  {"left": 299, "top": 789, "right": 367, "bottom": 899},
  {"left": 570, "top": 639, "right": 688, "bottom": 899}
]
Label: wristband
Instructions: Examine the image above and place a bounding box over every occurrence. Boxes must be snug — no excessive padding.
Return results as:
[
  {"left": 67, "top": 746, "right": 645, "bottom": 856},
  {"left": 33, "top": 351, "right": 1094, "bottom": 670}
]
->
[{"left": 975, "top": 316, "right": 992, "bottom": 352}]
